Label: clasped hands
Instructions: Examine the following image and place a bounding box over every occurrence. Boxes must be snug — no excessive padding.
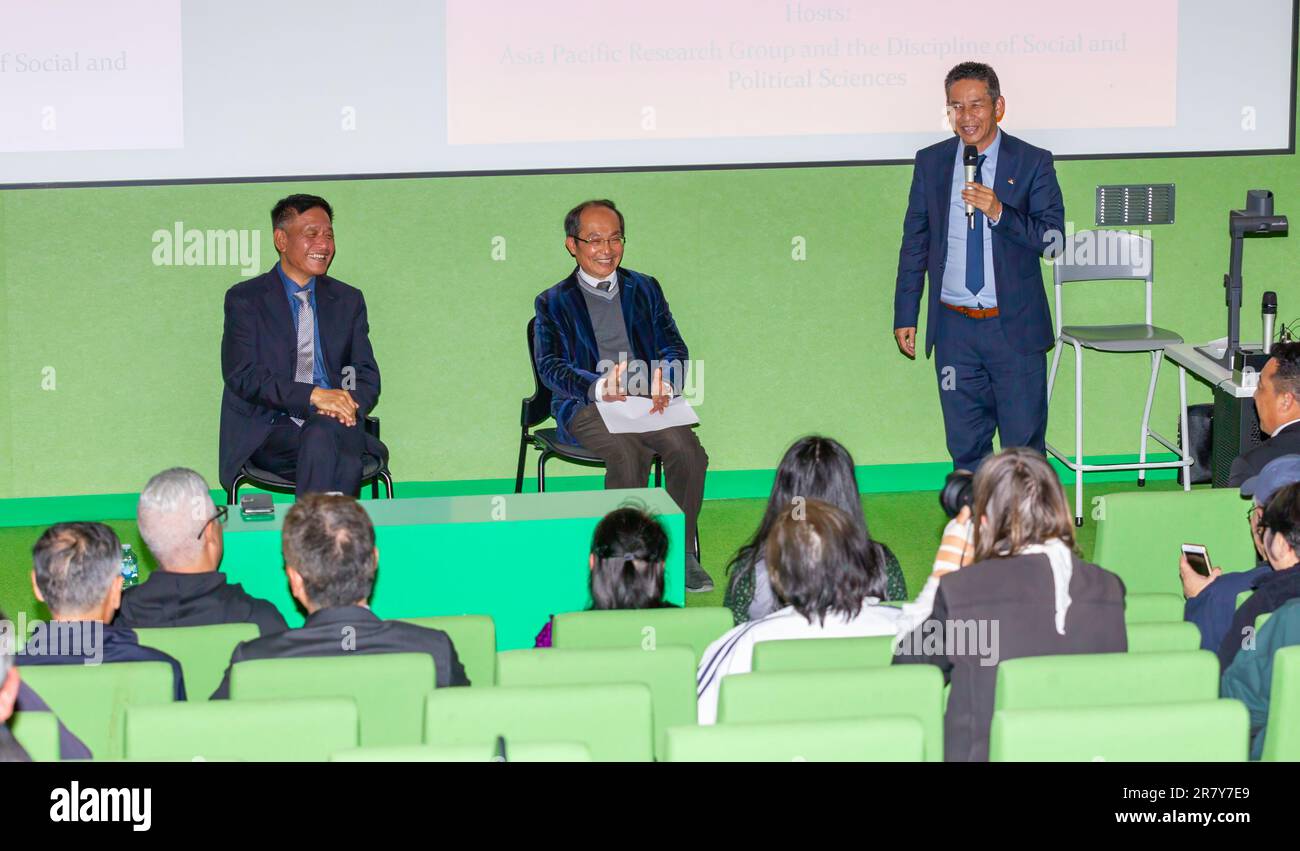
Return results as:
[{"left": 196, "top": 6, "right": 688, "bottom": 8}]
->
[
  {"left": 600, "top": 362, "right": 672, "bottom": 414},
  {"left": 310, "top": 387, "right": 360, "bottom": 427}
]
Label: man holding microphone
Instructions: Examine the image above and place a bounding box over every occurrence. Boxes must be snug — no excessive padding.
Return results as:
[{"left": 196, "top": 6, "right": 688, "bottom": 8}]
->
[{"left": 893, "top": 62, "right": 1064, "bottom": 470}]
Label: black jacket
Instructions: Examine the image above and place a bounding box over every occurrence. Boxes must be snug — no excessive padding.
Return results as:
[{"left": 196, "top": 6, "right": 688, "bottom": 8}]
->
[
  {"left": 1227, "top": 424, "right": 1300, "bottom": 487},
  {"left": 116, "top": 570, "right": 288, "bottom": 636},
  {"left": 1217, "top": 563, "right": 1300, "bottom": 671},
  {"left": 219, "top": 268, "right": 382, "bottom": 490},
  {"left": 18, "top": 623, "right": 186, "bottom": 701},
  {"left": 211, "top": 605, "right": 469, "bottom": 699},
  {"left": 894, "top": 552, "right": 1127, "bottom": 762}
]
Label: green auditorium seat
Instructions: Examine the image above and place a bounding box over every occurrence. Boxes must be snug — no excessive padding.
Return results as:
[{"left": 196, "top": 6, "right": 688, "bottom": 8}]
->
[
  {"left": 1093, "top": 488, "right": 1255, "bottom": 595},
  {"left": 1124, "top": 593, "right": 1184, "bottom": 624},
  {"left": 19, "top": 661, "right": 175, "bottom": 760},
  {"left": 126, "top": 697, "right": 358, "bottom": 761},
  {"left": 134, "top": 623, "right": 259, "bottom": 701},
  {"left": 1237, "top": 590, "right": 1253, "bottom": 611},
  {"left": 750, "top": 635, "right": 896, "bottom": 673},
  {"left": 989, "top": 700, "right": 1249, "bottom": 761},
  {"left": 330, "top": 741, "right": 592, "bottom": 762},
  {"left": 1263, "top": 645, "right": 1300, "bottom": 761},
  {"left": 551, "top": 607, "right": 733, "bottom": 662},
  {"left": 994, "top": 651, "right": 1218, "bottom": 711},
  {"left": 716, "top": 666, "right": 945, "bottom": 761},
  {"left": 398, "top": 615, "right": 496, "bottom": 686},
  {"left": 423, "top": 682, "right": 653, "bottom": 761},
  {"left": 9, "top": 711, "right": 60, "bottom": 761},
  {"left": 229, "top": 653, "right": 434, "bottom": 747},
  {"left": 665, "top": 717, "right": 924, "bottom": 762},
  {"left": 1126, "top": 621, "right": 1201, "bottom": 653},
  {"left": 496, "top": 645, "right": 695, "bottom": 759}
]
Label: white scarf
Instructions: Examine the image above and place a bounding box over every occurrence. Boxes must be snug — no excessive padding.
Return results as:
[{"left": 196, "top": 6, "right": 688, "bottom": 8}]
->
[{"left": 1019, "top": 538, "right": 1075, "bottom": 635}]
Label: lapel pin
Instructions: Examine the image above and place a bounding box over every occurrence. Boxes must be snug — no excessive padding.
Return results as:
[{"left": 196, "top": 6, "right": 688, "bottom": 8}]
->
[{"left": 1007, "top": 178, "right": 1016, "bottom": 185}]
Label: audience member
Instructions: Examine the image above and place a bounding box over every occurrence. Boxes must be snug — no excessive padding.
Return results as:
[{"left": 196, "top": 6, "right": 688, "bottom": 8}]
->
[
  {"left": 116, "top": 467, "right": 287, "bottom": 635},
  {"left": 1217, "top": 481, "right": 1300, "bottom": 671},
  {"left": 893, "top": 448, "right": 1127, "bottom": 761},
  {"left": 1229, "top": 342, "right": 1300, "bottom": 486},
  {"left": 697, "top": 498, "right": 902, "bottom": 724},
  {"left": 23, "top": 523, "right": 186, "bottom": 700},
  {"left": 1182, "top": 455, "right": 1300, "bottom": 651},
  {"left": 535, "top": 504, "right": 675, "bottom": 648},
  {"left": 0, "top": 609, "right": 29, "bottom": 762},
  {"left": 724, "top": 436, "right": 908, "bottom": 624},
  {"left": 1222, "top": 597, "right": 1300, "bottom": 759},
  {"left": 211, "top": 494, "right": 468, "bottom": 698}
]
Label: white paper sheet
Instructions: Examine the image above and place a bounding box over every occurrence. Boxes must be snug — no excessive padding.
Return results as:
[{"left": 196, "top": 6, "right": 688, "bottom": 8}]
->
[{"left": 596, "top": 395, "right": 700, "bottom": 434}]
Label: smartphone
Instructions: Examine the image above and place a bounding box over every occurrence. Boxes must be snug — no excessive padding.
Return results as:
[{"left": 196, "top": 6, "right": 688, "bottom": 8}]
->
[{"left": 1182, "top": 543, "right": 1212, "bottom": 577}]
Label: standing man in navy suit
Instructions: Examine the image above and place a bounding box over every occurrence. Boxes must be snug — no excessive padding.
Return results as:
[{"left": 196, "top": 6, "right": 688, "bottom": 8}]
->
[
  {"left": 219, "top": 194, "right": 385, "bottom": 496},
  {"left": 893, "top": 63, "right": 1064, "bottom": 470},
  {"left": 533, "top": 199, "right": 712, "bottom": 592}
]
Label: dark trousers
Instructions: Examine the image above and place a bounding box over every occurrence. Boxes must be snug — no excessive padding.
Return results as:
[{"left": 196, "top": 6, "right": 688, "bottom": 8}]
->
[
  {"left": 567, "top": 404, "right": 708, "bottom": 553},
  {"left": 250, "top": 414, "right": 368, "bottom": 496},
  {"left": 934, "top": 307, "right": 1048, "bottom": 470}
]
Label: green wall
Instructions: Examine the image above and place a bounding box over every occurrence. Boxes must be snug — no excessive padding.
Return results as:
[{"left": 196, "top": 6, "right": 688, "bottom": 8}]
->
[{"left": 2, "top": 92, "right": 1297, "bottom": 500}]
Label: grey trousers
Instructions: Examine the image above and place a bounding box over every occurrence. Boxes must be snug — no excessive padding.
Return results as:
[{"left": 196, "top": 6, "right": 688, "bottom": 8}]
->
[{"left": 567, "top": 404, "right": 708, "bottom": 554}]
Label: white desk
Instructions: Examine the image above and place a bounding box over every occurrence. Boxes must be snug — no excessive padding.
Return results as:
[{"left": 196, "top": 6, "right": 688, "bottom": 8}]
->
[{"left": 1163, "top": 338, "right": 1260, "bottom": 399}]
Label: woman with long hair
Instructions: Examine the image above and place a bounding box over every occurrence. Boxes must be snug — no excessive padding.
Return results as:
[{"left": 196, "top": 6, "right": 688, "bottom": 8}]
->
[{"left": 724, "top": 436, "right": 907, "bottom": 623}]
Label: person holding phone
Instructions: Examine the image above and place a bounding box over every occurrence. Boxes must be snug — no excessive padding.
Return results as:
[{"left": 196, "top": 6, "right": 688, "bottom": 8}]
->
[{"left": 1181, "top": 455, "right": 1300, "bottom": 651}]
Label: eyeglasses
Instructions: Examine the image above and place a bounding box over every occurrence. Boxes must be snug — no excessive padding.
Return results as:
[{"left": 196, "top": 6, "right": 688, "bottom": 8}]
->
[
  {"left": 197, "top": 504, "right": 229, "bottom": 539},
  {"left": 574, "top": 236, "right": 626, "bottom": 250}
]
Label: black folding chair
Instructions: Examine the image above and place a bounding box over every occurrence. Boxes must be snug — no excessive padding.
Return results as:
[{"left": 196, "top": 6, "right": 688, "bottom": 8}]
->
[{"left": 226, "top": 415, "right": 394, "bottom": 505}]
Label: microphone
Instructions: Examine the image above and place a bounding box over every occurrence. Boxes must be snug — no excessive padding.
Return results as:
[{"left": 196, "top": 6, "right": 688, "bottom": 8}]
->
[
  {"left": 1263, "top": 291, "right": 1277, "bottom": 355},
  {"left": 963, "top": 145, "right": 979, "bottom": 228}
]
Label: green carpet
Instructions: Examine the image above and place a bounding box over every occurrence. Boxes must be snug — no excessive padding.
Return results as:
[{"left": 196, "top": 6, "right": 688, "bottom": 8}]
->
[{"left": 0, "top": 478, "right": 1192, "bottom": 624}]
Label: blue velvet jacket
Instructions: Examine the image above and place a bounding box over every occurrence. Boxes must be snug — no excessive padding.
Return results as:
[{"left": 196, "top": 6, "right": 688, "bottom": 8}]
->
[{"left": 533, "top": 267, "right": 689, "bottom": 445}]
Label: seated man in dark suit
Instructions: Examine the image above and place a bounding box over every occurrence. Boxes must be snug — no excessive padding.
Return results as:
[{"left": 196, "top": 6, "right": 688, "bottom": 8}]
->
[
  {"left": 211, "top": 494, "right": 468, "bottom": 698},
  {"left": 534, "top": 199, "right": 712, "bottom": 592},
  {"left": 116, "top": 467, "right": 287, "bottom": 636},
  {"left": 23, "top": 523, "right": 186, "bottom": 700},
  {"left": 1229, "top": 342, "right": 1300, "bottom": 486},
  {"left": 219, "top": 194, "right": 385, "bottom": 497}
]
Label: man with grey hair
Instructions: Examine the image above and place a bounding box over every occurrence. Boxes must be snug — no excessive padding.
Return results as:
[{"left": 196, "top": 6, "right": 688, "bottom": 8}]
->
[
  {"left": 117, "top": 468, "right": 287, "bottom": 635},
  {"left": 211, "top": 494, "right": 468, "bottom": 698},
  {"left": 24, "top": 522, "right": 186, "bottom": 700}
]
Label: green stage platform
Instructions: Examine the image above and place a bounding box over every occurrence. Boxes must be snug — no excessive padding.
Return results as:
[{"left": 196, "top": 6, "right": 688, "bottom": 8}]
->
[{"left": 220, "top": 488, "right": 685, "bottom": 650}]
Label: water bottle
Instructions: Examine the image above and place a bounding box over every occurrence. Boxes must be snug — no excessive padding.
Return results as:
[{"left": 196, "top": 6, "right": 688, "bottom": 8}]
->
[{"left": 121, "top": 544, "right": 140, "bottom": 590}]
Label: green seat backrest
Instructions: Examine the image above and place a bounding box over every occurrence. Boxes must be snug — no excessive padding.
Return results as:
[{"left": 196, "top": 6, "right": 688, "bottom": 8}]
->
[
  {"left": 1126, "top": 621, "right": 1201, "bottom": 653},
  {"left": 19, "top": 661, "right": 175, "bottom": 760},
  {"left": 423, "top": 682, "right": 653, "bottom": 762},
  {"left": 1124, "top": 593, "right": 1185, "bottom": 624},
  {"left": 330, "top": 741, "right": 592, "bottom": 762},
  {"left": 1263, "top": 645, "right": 1300, "bottom": 761},
  {"left": 398, "top": 615, "right": 496, "bottom": 686},
  {"left": 716, "top": 666, "right": 945, "bottom": 762},
  {"left": 551, "top": 607, "right": 733, "bottom": 662},
  {"left": 751, "top": 636, "right": 895, "bottom": 673},
  {"left": 1256, "top": 612, "right": 1272, "bottom": 631},
  {"left": 125, "top": 697, "right": 358, "bottom": 761},
  {"left": 134, "top": 623, "right": 259, "bottom": 701},
  {"left": 496, "top": 645, "right": 693, "bottom": 759},
  {"left": 1093, "top": 489, "right": 1254, "bottom": 595},
  {"left": 230, "top": 653, "right": 434, "bottom": 747},
  {"left": 994, "top": 651, "right": 1218, "bottom": 711},
  {"left": 665, "top": 717, "right": 924, "bottom": 762},
  {"left": 1237, "top": 590, "right": 1254, "bottom": 611},
  {"left": 9, "top": 711, "right": 60, "bottom": 762},
  {"left": 989, "top": 700, "right": 1249, "bottom": 761}
]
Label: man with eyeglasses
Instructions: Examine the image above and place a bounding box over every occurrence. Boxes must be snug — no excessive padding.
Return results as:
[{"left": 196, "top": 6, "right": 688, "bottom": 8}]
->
[
  {"left": 116, "top": 467, "right": 287, "bottom": 636},
  {"left": 533, "top": 199, "right": 712, "bottom": 592},
  {"left": 893, "top": 62, "right": 1064, "bottom": 472}
]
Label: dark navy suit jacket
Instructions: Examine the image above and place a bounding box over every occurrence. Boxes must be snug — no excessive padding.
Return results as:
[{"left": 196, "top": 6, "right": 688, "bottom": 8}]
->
[
  {"left": 533, "top": 267, "right": 689, "bottom": 445},
  {"left": 893, "top": 132, "right": 1064, "bottom": 357},
  {"left": 218, "top": 268, "right": 381, "bottom": 490}
]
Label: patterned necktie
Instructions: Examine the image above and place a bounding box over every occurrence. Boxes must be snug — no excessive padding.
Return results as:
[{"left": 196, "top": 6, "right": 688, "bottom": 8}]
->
[
  {"left": 291, "top": 290, "right": 314, "bottom": 426},
  {"left": 965, "top": 153, "right": 987, "bottom": 298}
]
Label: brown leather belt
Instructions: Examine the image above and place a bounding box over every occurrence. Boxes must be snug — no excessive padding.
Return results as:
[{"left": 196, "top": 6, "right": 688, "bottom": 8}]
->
[{"left": 942, "top": 302, "right": 1000, "bottom": 319}]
